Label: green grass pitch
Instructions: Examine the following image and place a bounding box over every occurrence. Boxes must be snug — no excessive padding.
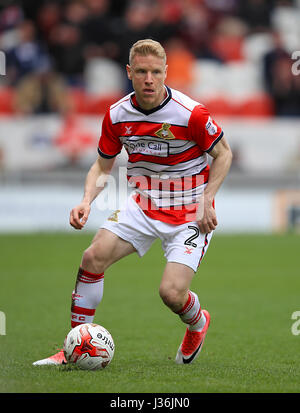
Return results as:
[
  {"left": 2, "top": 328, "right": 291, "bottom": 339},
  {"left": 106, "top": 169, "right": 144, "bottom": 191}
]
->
[{"left": 0, "top": 231, "right": 299, "bottom": 393}]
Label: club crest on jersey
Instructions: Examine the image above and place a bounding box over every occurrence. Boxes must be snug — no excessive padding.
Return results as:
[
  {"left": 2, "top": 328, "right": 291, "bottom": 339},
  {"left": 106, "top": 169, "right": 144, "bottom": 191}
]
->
[
  {"left": 108, "top": 210, "right": 120, "bottom": 222},
  {"left": 155, "top": 123, "right": 175, "bottom": 140}
]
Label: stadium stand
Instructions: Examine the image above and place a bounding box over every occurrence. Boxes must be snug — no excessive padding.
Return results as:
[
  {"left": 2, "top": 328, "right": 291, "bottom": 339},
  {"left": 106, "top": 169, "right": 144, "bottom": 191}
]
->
[{"left": 0, "top": 0, "right": 299, "bottom": 117}]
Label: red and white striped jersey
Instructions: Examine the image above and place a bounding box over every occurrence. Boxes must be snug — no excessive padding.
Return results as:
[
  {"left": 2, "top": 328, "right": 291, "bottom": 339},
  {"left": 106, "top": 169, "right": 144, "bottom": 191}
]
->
[{"left": 98, "top": 86, "right": 223, "bottom": 225}]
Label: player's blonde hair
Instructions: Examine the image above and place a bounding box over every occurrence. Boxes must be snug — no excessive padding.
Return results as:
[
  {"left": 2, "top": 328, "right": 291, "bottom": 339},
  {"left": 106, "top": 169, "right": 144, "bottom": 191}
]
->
[{"left": 129, "top": 39, "right": 167, "bottom": 65}]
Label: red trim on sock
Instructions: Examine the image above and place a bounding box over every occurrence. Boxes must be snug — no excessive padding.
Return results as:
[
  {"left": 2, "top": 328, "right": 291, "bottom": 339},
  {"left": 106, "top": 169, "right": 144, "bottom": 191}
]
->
[
  {"left": 79, "top": 267, "right": 104, "bottom": 279},
  {"left": 176, "top": 291, "right": 194, "bottom": 315},
  {"left": 188, "top": 307, "right": 202, "bottom": 325},
  {"left": 78, "top": 267, "right": 104, "bottom": 283},
  {"left": 71, "top": 321, "right": 83, "bottom": 328},
  {"left": 71, "top": 306, "right": 95, "bottom": 316}
]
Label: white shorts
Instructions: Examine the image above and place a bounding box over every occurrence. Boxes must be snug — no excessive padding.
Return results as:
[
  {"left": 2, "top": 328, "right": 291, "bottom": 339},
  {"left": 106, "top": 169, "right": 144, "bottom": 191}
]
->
[{"left": 101, "top": 195, "right": 213, "bottom": 272}]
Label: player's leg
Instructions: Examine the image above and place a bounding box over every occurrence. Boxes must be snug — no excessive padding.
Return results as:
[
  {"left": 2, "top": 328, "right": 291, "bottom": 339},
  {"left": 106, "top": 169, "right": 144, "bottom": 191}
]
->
[
  {"left": 81, "top": 227, "right": 137, "bottom": 273},
  {"left": 159, "top": 262, "right": 207, "bottom": 330},
  {"left": 71, "top": 196, "right": 157, "bottom": 337},
  {"left": 159, "top": 262, "right": 210, "bottom": 365},
  {"left": 70, "top": 228, "right": 136, "bottom": 328},
  {"left": 159, "top": 262, "right": 193, "bottom": 312},
  {"left": 33, "top": 195, "right": 157, "bottom": 366},
  {"left": 159, "top": 221, "right": 213, "bottom": 364},
  {"left": 33, "top": 229, "right": 136, "bottom": 366}
]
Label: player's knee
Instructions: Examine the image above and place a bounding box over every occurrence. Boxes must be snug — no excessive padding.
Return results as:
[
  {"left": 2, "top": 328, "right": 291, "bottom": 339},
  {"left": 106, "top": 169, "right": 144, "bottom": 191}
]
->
[
  {"left": 159, "top": 285, "right": 184, "bottom": 312},
  {"left": 81, "top": 244, "right": 108, "bottom": 273}
]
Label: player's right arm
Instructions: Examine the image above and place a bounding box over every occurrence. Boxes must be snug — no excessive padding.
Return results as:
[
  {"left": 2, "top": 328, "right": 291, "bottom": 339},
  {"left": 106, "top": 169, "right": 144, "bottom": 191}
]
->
[{"left": 69, "top": 155, "right": 115, "bottom": 230}]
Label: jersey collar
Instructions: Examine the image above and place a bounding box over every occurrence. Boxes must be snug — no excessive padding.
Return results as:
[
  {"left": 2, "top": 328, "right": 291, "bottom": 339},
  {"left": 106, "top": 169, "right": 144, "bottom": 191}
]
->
[{"left": 130, "top": 85, "right": 172, "bottom": 116}]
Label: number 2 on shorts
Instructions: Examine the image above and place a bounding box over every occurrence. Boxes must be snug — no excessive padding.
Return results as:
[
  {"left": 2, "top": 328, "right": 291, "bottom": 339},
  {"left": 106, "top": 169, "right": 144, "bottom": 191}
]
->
[{"left": 184, "top": 225, "right": 200, "bottom": 248}]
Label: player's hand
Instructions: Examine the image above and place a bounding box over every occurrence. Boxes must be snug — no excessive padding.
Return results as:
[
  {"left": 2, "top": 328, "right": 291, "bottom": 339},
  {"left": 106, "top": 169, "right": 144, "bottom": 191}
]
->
[
  {"left": 70, "top": 202, "right": 91, "bottom": 230},
  {"left": 196, "top": 195, "right": 218, "bottom": 234}
]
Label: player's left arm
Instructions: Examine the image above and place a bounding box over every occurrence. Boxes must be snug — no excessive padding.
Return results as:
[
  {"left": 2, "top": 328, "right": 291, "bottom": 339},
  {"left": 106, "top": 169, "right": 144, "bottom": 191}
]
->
[{"left": 197, "top": 136, "right": 232, "bottom": 233}]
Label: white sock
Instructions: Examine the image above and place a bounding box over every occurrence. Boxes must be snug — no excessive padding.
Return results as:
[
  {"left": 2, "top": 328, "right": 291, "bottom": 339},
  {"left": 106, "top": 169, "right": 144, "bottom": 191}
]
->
[
  {"left": 176, "top": 291, "right": 206, "bottom": 332},
  {"left": 71, "top": 267, "right": 104, "bottom": 328}
]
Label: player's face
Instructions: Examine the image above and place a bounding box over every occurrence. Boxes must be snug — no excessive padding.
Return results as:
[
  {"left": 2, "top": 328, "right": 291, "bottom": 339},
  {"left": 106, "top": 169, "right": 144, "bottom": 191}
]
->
[{"left": 126, "top": 54, "right": 168, "bottom": 110}]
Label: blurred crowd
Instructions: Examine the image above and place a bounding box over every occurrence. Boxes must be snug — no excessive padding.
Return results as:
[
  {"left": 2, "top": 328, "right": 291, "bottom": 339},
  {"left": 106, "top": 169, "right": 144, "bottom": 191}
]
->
[{"left": 0, "top": 0, "right": 300, "bottom": 116}]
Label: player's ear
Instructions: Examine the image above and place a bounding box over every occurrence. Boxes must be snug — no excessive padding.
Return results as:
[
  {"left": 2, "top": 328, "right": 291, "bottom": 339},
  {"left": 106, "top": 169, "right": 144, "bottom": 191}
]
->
[
  {"left": 126, "top": 64, "right": 132, "bottom": 80},
  {"left": 164, "top": 64, "right": 168, "bottom": 80}
]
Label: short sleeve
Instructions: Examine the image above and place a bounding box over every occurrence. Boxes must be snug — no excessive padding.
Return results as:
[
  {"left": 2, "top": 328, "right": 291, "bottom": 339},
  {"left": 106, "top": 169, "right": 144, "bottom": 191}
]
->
[
  {"left": 188, "top": 105, "right": 223, "bottom": 152},
  {"left": 98, "top": 110, "right": 122, "bottom": 158}
]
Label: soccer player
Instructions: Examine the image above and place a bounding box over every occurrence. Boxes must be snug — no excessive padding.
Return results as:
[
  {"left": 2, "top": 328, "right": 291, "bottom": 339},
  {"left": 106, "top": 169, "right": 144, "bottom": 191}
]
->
[{"left": 33, "top": 39, "right": 232, "bottom": 366}]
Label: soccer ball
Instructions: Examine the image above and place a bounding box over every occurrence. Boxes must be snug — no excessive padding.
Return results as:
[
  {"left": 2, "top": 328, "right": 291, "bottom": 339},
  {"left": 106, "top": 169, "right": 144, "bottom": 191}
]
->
[{"left": 63, "top": 323, "right": 115, "bottom": 370}]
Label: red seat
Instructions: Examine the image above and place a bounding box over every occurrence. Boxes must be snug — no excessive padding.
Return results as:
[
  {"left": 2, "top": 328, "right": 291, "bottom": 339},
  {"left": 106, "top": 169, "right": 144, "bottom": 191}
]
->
[
  {"left": 202, "top": 97, "right": 235, "bottom": 116},
  {"left": 235, "top": 93, "right": 275, "bottom": 117},
  {"left": 68, "top": 89, "right": 122, "bottom": 114},
  {"left": 84, "top": 95, "right": 122, "bottom": 114},
  {"left": 67, "top": 89, "right": 88, "bottom": 114},
  {"left": 210, "top": 35, "right": 245, "bottom": 63},
  {"left": 0, "top": 87, "right": 15, "bottom": 114}
]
